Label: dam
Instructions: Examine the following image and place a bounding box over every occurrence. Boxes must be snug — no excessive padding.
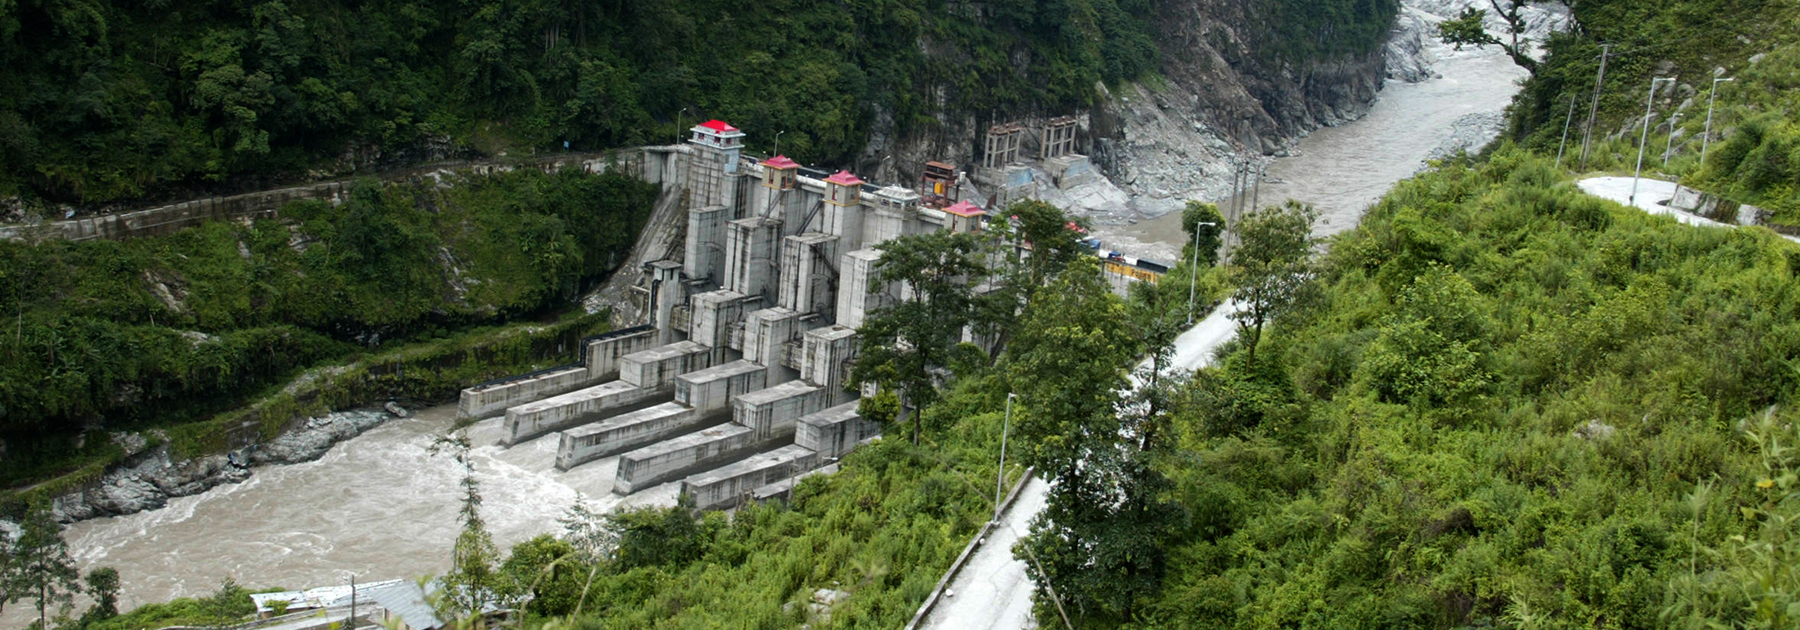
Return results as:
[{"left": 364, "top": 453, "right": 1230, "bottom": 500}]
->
[{"left": 455, "top": 118, "right": 1042, "bottom": 510}]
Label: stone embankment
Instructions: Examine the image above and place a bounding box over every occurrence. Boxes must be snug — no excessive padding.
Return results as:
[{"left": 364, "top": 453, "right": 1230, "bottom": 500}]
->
[{"left": 50, "top": 404, "right": 407, "bottom": 522}]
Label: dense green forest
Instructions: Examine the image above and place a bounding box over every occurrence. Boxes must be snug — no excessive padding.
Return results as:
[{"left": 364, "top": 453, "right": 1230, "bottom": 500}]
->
[
  {"left": 0, "top": 0, "right": 1397, "bottom": 206},
  {"left": 1503, "top": 0, "right": 1800, "bottom": 220},
  {"left": 0, "top": 168, "right": 654, "bottom": 490}
]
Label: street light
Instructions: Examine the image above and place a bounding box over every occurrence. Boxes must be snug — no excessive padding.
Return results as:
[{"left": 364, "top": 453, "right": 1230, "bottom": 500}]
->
[
  {"left": 1187, "top": 221, "right": 1218, "bottom": 324},
  {"left": 1702, "top": 77, "right": 1736, "bottom": 165},
  {"left": 1663, "top": 113, "right": 1680, "bottom": 167},
  {"left": 774, "top": 130, "right": 786, "bottom": 157},
  {"left": 1630, "top": 77, "right": 1675, "bottom": 207},
  {"left": 994, "top": 392, "right": 1016, "bottom": 523},
  {"left": 676, "top": 107, "right": 689, "bottom": 144}
]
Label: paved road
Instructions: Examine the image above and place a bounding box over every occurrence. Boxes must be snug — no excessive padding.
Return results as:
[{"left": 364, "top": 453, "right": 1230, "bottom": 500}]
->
[
  {"left": 919, "top": 304, "right": 1239, "bottom": 630},
  {"left": 1575, "top": 176, "right": 1800, "bottom": 244}
]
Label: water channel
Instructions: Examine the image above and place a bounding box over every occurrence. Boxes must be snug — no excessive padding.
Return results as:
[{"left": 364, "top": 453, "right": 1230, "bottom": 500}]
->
[{"left": 27, "top": 25, "right": 1529, "bottom": 623}]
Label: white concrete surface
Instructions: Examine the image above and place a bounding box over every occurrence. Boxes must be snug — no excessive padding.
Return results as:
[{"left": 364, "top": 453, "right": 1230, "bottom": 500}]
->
[
  {"left": 921, "top": 302, "right": 1240, "bottom": 630},
  {"left": 1575, "top": 176, "right": 1800, "bottom": 244},
  {"left": 920, "top": 475, "right": 1050, "bottom": 630}
]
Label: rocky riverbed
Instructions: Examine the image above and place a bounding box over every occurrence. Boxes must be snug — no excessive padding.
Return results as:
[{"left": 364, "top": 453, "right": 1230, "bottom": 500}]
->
[{"left": 50, "top": 404, "right": 409, "bottom": 523}]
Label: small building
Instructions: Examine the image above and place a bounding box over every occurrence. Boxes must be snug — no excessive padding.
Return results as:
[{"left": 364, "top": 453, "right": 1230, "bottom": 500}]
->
[
  {"left": 689, "top": 120, "right": 746, "bottom": 174},
  {"left": 761, "top": 155, "right": 799, "bottom": 190},
  {"left": 822, "top": 170, "right": 864, "bottom": 207},
  {"left": 943, "top": 201, "right": 986, "bottom": 234}
]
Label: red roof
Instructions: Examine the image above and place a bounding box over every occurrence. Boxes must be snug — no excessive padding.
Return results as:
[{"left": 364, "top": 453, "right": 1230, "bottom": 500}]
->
[
  {"left": 761, "top": 155, "right": 799, "bottom": 169},
  {"left": 696, "top": 119, "right": 740, "bottom": 133},
  {"left": 823, "top": 170, "right": 864, "bottom": 186},
  {"left": 944, "top": 201, "right": 986, "bottom": 217}
]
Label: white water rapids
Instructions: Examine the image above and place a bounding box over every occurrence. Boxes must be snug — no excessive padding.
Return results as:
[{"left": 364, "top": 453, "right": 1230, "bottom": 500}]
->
[{"left": 10, "top": 13, "right": 1531, "bottom": 625}]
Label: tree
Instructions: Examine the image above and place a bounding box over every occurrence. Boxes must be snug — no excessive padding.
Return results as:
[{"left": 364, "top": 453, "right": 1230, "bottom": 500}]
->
[
  {"left": 1437, "top": 2, "right": 1547, "bottom": 75},
  {"left": 3, "top": 503, "right": 81, "bottom": 630},
  {"left": 1229, "top": 200, "right": 1318, "bottom": 366},
  {"left": 1180, "top": 201, "right": 1226, "bottom": 269},
  {"left": 1006, "top": 256, "right": 1140, "bottom": 473},
  {"left": 430, "top": 434, "right": 509, "bottom": 623},
  {"left": 79, "top": 567, "right": 120, "bottom": 626},
  {"left": 853, "top": 230, "right": 986, "bottom": 444},
  {"left": 500, "top": 536, "right": 585, "bottom": 617},
  {"left": 1009, "top": 258, "right": 1186, "bottom": 624}
]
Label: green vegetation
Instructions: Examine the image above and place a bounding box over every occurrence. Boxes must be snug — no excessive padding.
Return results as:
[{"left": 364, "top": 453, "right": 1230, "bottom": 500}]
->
[
  {"left": 1136, "top": 148, "right": 1800, "bottom": 628},
  {"left": 0, "top": 0, "right": 1397, "bottom": 206},
  {"left": 1502, "top": 0, "right": 1800, "bottom": 219},
  {"left": 0, "top": 168, "right": 654, "bottom": 491},
  {"left": 84, "top": 579, "right": 255, "bottom": 630}
]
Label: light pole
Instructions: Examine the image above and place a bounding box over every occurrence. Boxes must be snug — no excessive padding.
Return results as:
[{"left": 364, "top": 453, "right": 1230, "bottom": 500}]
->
[
  {"left": 1188, "top": 221, "right": 1217, "bottom": 324},
  {"left": 774, "top": 130, "right": 786, "bottom": 157},
  {"left": 676, "top": 107, "right": 689, "bottom": 144},
  {"left": 1556, "top": 93, "right": 1578, "bottom": 168},
  {"left": 994, "top": 392, "right": 1016, "bottom": 523},
  {"left": 1701, "top": 77, "right": 1736, "bottom": 165},
  {"left": 1663, "top": 113, "right": 1680, "bottom": 167},
  {"left": 1630, "top": 77, "right": 1675, "bottom": 207}
]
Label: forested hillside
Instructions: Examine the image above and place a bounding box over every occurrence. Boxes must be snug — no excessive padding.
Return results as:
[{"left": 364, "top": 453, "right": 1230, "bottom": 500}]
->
[
  {"left": 1502, "top": 0, "right": 1800, "bottom": 220},
  {"left": 0, "top": 0, "right": 1396, "bottom": 206},
  {"left": 0, "top": 169, "right": 654, "bottom": 491}
]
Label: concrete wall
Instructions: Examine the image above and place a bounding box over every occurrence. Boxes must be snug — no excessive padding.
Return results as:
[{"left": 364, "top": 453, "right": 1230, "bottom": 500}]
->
[
  {"left": 835, "top": 249, "right": 890, "bottom": 330},
  {"left": 733, "top": 380, "right": 829, "bottom": 442},
  {"left": 690, "top": 290, "right": 759, "bottom": 349},
  {"left": 685, "top": 205, "right": 729, "bottom": 285},
  {"left": 553, "top": 402, "right": 700, "bottom": 471},
  {"left": 585, "top": 327, "right": 659, "bottom": 380},
  {"left": 618, "top": 341, "right": 715, "bottom": 389},
  {"left": 800, "top": 326, "right": 857, "bottom": 392},
  {"left": 741, "top": 307, "right": 801, "bottom": 383},
  {"left": 674, "top": 360, "right": 768, "bottom": 417},
  {"left": 724, "top": 217, "right": 782, "bottom": 303},
  {"left": 779, "top": 233, "right": 839, "bottom": 316},
  {"left": 613, "top": 424, "right": 755, "bottom": 494},
  {"left": 795, "top": 402, "right": 881, "bottom": 460},
  {"left": 457, "top": 365, "right": 594, "bottom": 421},
  {"left": 503, "top": 381, "right": 662, "bottom": 446},
  {"left": 681, "top": 444, "right": 820, "bottom": 510}
]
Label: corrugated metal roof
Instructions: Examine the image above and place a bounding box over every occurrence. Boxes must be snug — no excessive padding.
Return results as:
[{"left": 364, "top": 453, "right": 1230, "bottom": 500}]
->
[{"left": 362, "top": 581, "right": 444, "bottom": 630}]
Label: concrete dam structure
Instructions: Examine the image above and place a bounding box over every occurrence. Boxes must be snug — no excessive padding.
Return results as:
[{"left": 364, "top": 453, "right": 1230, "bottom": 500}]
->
[{"left": 456, "top": 119, "right": 976, "bottom": 510}]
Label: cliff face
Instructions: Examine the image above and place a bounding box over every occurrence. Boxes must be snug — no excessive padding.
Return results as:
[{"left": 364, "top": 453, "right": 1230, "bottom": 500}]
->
[{"left": 864, "top": 0, "right": 1403, "bottom": 219}]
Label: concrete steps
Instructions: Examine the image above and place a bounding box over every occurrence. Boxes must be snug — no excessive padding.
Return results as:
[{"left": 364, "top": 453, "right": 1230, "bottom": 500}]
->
[
  {"left": 554, "top": 402, "right": 706, "bottom": 471},
  {"left": 504, "top": 381, "right": 664, "bottom": 446},
  {"left": 612, "top": 424, "right": 757, "bottom": 494},
  {"left": 681, "top": 444, "right": 820, "bottom": 510}
]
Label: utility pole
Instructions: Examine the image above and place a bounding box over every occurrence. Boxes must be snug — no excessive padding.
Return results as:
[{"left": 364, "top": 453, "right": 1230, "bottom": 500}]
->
[
  {"left": 1631, "top": 77, "right": 1675, "bottom": 206},
  {"left": 1579, "top": 43, "right": 1612, "bottom": 171},
  {"left": 1556, "top": 93, "right": 1578, "bottom": 167},
  {"left": 1701, "top": 77, "right": 1736, "bottom": 165},
  {"left": 1250, "top": 162, "right": 1263, "bottom": 214},
  {"left": 1188, "top": 221, "right": 1217, "bottom": 324},
  {"left": 994, "top": 392, "right": 1015, "bottom": 523}
]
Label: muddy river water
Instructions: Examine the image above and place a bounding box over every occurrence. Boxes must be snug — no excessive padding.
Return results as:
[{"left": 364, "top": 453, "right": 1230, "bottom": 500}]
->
[{"left": 18, "top": 26, "right": 1530, "bottom": 624}]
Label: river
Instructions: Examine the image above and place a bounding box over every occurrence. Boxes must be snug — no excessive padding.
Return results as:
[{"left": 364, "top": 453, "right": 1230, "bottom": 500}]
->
[
  {"left": 1097, "top": 23, "right": 1530, "bottom": 260},
  {"left": 23, "top": 17, "right": 1531, "bottom": 625},
  {"left": 42, "top": 406, "right": 677, "bottom": 618}
]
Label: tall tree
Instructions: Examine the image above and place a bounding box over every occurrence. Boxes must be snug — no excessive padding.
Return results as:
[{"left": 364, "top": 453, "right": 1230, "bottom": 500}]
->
[
  {"left": 4, "top": 503, "right": 81, "bottom": 630},
  {"left": 1229, "top": 200, "right": 1318, "bottom": 366},
  {"left": 853, "top": 230, "right": 986, "bottom": 444},
  {"left": 430, "top": 434, "right": 509, "bottom": 624},
  {"left": 1009, "top": 257, "right": 1185, "bottom": 624}
]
